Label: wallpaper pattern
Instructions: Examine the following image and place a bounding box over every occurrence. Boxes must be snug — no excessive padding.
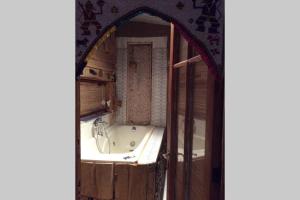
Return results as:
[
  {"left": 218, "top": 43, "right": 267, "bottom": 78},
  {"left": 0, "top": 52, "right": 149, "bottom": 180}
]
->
[{"left": 76, "top": 0, "right": 224, "bottom": 76}]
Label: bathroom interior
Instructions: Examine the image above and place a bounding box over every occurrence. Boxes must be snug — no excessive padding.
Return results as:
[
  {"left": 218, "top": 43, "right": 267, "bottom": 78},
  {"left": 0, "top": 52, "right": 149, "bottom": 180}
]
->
[{"left": 78, "top": 13, "right": 214, "bottom": 200}]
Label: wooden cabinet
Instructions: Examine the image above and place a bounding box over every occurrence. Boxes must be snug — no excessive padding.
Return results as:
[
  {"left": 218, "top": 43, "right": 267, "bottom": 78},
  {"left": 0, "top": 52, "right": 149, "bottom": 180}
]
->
[
  {"left": 79, "top": 31, "right": 117, "bottom": 116},
  {"left": 80, "top": 32, "right": 116, "bottom": 82},
  {"left": 86, "top": 32, "right": 116, "bottom": 70}
]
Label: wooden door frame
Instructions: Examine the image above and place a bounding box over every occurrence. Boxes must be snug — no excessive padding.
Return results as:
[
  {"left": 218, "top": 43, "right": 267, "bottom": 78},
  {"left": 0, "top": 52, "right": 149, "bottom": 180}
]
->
[
  {"left": 76, "top": 22, "right": 224, "bottom": 200},
  {"left": 75, "top": 79, "right": 80, "bottom": 200},
  {"left": 167, "top": 24, "right": 224, "bottom": 200},
  {"left": 166, "top": 23, "right": 180, "bottom": 200},
  {"left": 182, "top": 43, "right": 195, "bottom": 200},
  {"left": 209, "top": 77, "right": 224, "bottom": 200}
]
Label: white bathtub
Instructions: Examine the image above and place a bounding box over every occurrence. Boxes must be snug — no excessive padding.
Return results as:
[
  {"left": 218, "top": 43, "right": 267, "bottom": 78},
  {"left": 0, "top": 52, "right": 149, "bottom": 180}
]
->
[
  {"left": 81, "top": 118, "right": 164, "bottom": 164},
  {"left": 177, "top": 135, "right": 205, "bottom": 162}
]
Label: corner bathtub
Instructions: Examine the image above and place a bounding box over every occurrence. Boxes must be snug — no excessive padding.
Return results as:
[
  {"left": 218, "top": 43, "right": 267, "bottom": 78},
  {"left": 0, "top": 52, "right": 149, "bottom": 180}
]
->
[{"left": 80, "top": 119, "right": 164, "bottom": 164}]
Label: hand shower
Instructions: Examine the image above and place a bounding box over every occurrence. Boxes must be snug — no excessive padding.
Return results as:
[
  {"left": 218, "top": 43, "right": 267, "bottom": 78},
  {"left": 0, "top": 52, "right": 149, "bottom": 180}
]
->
[{"left": 92, "top": 117, "right": 111, "bottom": 154}]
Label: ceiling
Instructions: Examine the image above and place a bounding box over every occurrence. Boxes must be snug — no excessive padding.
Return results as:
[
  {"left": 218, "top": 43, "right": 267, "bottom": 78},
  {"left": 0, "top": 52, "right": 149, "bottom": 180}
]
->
[{"left": 130, "top": 13, "right": 170, "bottom": 26}]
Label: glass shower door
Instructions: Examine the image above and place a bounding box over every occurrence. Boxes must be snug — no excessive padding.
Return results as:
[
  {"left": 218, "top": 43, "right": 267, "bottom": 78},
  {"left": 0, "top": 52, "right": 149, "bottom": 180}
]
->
[{"left": 167, "top": 23, "right": 220, "bottom": 200}]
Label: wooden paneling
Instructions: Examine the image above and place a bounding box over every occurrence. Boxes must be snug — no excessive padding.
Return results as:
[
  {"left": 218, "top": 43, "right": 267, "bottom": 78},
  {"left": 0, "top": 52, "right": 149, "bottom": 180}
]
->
[
  {"left": 128, "top": 165, "right": 148, "bottom": 200},
  {"left": 190, "top": 158, "right": 209, "bottom": 200},
  {"left": 80, "top": 162, "right": 114, "bottom": 199},
  {"left": 179, "top": 34, "right": 188, "bottom": 61},
  {"left": 187, "top": 64, "right": 216, "bottom": 200},
  {"left": 193, "top": 61, "right": 208, "bottom": 119},
  {"left": 81, "top": 162, "right": 97, "bottom": 197},
  {"left": 95, "top": 163, "right": 114, "bottom": 199},
  {"left": 80, "top": 30, "right": 117, "bottom": 117},
  {"left": 80, "top": 82, "right": 106, "bottom": 116},
  {"left": 183, "top": 44, "right": 194, "bottom": 200},
  {"left": 176, "top": 161, "right": 185, "bottom": 200},
  {"left": 116, "top": 22, "right": 170, "bottom": 38},
  {"left": 127, "top": 44, "right": 152, "bottom": 125},
  {"left": 81, "top": 162, "right": 157, "bottom": 200},
  {"left": 176, "top": 159, "right": 208, "bottom": 200},
  {"left": 177, "top": 67, "right": 186, "bottom": 116},
  {"left": 115, "top": 164, "right": 129, "bottom": 200},
  {"left": 86, "top": 32, "right": 116, "bottom": 71},
  {"left": 177, "top": 61, "right": 208, "bottom": 120}
]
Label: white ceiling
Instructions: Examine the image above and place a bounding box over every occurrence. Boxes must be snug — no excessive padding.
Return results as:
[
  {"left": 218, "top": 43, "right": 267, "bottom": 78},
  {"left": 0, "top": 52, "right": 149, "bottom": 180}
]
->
[{"left": 130, "top": 13, "right": 170, "bottom": 26}]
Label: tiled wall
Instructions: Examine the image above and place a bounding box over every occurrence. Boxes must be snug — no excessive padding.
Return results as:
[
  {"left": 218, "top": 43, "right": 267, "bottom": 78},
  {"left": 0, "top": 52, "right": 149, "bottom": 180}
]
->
[{"left": 115, "top": 37, "right": 168, "bottom": 127}]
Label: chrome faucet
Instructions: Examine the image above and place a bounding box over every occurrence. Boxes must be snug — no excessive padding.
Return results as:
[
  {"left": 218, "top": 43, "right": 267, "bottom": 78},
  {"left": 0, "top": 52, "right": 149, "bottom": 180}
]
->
[
  {"left": 92, "top": 117, "right": 108, "bottom": 137},
  {"left": 93, "top": 117, "right": 102, "bottom": 126}
]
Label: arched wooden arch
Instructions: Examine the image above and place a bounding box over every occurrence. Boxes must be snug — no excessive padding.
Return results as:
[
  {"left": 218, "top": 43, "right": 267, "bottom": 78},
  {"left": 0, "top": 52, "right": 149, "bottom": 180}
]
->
[
  {"left": 76, "top": 2, "right": 224, "bottom": 200},
  {"left": 76, "top": 0, "right": 224, "bottom": 78}
]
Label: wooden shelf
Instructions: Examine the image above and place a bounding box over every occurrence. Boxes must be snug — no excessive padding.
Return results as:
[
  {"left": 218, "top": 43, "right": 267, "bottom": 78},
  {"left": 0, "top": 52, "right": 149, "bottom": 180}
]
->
[
  {"left": 79, "top": 76, "right": 114, "bottom": 84},
  {"left": 80, "top": 108, "right": 107, "bottom": 118}
]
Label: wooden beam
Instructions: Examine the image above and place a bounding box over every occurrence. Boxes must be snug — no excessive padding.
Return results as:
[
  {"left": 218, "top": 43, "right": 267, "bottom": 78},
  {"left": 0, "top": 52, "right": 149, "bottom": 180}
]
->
[
  {"left": 205, "top": 68, "right": 216, "bottom": 200},
  {"left": 173, "top": 55, "right": 202, "bottom": 69},
  {"left": 183, "top": 45, "right": 195, "bottom": 200},
  {"left": 210, "top": 77, "right": 224, "bottom": 200},
  {"left": 76, "top": 79, "right": 80, "bottom": 200},
  {"left": 167, "top": 23, "right": 180, "bottom": 200}
]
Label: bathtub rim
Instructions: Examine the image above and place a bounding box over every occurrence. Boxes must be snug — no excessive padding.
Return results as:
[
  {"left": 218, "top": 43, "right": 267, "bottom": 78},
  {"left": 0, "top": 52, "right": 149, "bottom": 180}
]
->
[{"left": 81, "top": 126, "right": 165, "bottom": 164}]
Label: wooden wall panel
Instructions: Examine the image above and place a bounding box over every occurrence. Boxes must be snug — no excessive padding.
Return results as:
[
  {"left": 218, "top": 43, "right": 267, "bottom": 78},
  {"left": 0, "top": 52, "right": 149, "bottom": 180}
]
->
[
  {"left": 80, "top": 82, "right": 105, "bottom": 116},
  {"left": 176, "top": 161, "right": 185, "bottom": 200},
  {"left": 115, "top": 164, "right": 129, "bottom": 200},
  {"left": 81, "top": 162, "right": 114, "bottom": 199},
  {"left": 193, "top": 61, "right": 208, "bottom": 119},
  {"left": 95, "top": 163, "right": 114, "bottom": 199},
  {"left": 177, "top": 61, "right": 208, "bottom": 120},
  {"left": 128, "top": 165, "right": 148, "bottom": 200},
  {"left": 177, "top": 66, "right": 187, "bottom": 116},
  {"left": 81, "top": 162, "right": 158, "bottom": 200},
  {"left": 190, "top": 158, "right": 209, "bottom": 200},
  {"left": 79, "top": 196, "right": 89, "bottom": 200},
  {"left": 179, "top": 35, "right": 188, "bottom": 61},
  {"left": 86, "top": 32, "right": 116, "bottom": 71},
  {"left": 116, "top": 22, "right": 170, "bottom": 38},
  {"left": 81, "top": 30, "right": 117, "bottom": 117},
  {"left": 80, "top": 162, "right": 97, "bottom": 197}
]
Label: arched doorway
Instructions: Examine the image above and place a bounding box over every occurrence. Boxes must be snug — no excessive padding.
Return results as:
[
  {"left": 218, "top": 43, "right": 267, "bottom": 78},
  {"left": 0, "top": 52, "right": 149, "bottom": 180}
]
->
[
  {"left": 76, "top": 5, "right": 224, "bottom": 200},
  {"left": 76, "top": 5, "right": 224, "bottom": 79}
]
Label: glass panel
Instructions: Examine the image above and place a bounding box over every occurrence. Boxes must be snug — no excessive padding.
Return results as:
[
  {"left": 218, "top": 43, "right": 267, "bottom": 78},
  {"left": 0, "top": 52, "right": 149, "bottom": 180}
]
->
[
  {"left": 175, "top": 66, "right": 186, "bottom": 200},
  {"left": 190, "top": 60, "right": 209, "bottom": 200},
  {"left": 179, "top": 35, "right": 188, "bottom": 61}
]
